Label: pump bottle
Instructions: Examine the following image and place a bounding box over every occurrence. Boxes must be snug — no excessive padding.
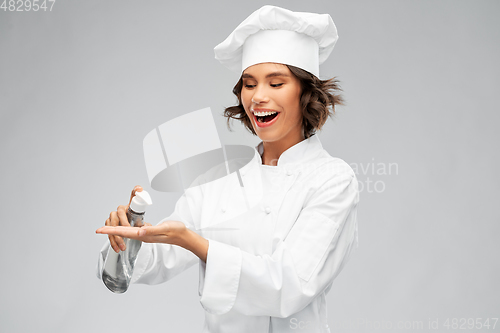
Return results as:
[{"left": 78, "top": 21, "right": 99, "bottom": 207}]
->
[{"left": 102, "top": 190, "right": 152, "bottom": 293}]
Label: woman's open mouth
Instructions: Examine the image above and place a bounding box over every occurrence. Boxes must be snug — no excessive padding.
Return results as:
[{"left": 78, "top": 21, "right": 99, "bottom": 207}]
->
[{"left": 253, "top": 110, "right": 280, "bottom": 128}]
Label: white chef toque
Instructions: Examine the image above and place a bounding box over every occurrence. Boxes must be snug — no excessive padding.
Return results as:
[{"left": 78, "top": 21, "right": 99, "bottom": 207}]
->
[{"left": 214, "top": 5, "right": 338, "bottom": 78}]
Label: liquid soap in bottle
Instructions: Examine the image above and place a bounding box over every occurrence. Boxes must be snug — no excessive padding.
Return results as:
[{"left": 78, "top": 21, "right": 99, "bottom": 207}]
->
[{"left": 102, "top": 190, "right": 152, "bottom": 293}]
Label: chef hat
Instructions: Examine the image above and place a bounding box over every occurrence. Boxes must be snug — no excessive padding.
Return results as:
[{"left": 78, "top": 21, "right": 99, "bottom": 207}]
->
[{"left": 214, "top": 5, "right": 338, "bottom": 78}]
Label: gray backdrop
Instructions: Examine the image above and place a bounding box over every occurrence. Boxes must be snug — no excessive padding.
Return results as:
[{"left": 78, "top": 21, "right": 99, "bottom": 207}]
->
[{"left": 1, "top": 0, "right": 499, "bottom": 332}]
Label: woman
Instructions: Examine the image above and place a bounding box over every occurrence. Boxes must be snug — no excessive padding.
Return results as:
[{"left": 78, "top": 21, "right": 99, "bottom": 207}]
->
[{"left": 96, "top": 5, "right": 359, "bottom": 333}]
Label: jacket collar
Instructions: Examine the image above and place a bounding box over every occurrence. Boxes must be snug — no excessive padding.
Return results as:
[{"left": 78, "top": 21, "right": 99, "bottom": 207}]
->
[{"left": 254, "top": 133, "right": 324, "bottom": 167}]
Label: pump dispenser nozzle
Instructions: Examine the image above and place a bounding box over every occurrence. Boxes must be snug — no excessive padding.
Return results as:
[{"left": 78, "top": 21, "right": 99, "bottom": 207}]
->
[{"left": 129, "top": 191, "right": 152, "bottom": 213}]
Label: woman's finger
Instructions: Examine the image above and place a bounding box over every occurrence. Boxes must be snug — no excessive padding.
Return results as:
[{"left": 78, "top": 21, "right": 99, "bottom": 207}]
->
[
  {"left": 96, "top": 225, "right": 179, "bottom": 245},
  {"left": 109, "top": 211, "right": 119, "bottom": 226},
  {"left": 109, "top": 211, "right": 126, "bottom": 250},
  {"left": 116, "top": 205, "right": 130, "bottom": 227},
  {"left": 105, "top": 218, "right": 120, "bottom": 253},
  {"left": 108, "top": 235, "right": 120, "bottom": 253},
  {"left": 96, "top": 226, "right": 143, "bottom": 239}
]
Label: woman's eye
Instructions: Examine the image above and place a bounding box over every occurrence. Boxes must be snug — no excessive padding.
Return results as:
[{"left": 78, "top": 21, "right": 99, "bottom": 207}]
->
[
  {"left": 271, "top": 83, "right": 284, "bottom": 88},
  {"left": 244, "top": 84, "right": 256, "bottom": 88}
]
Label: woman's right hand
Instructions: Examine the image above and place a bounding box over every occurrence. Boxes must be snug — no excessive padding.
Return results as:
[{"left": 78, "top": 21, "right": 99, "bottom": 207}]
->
[{"left": 105, "top": 185, "right": 144, "bottom": 253}]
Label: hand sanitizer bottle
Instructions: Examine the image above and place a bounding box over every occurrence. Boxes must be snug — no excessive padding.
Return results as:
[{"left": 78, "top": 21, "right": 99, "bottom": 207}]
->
[{"left": 102, "top": 190, "right": 152, "bottom": 293}]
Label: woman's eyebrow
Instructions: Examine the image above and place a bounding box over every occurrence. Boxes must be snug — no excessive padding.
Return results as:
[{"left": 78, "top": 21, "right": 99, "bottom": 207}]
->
[
  {"left": 242, "top": 71, "right": 290, "bottom": 79},
  {"left": 266, "top": 71, "right": 289, "bottom": 78}
]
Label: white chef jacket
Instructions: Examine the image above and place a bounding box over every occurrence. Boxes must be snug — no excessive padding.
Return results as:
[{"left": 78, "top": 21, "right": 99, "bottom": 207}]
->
[{"left": 97, "top": 133, "right": 359, "bottom": 333}]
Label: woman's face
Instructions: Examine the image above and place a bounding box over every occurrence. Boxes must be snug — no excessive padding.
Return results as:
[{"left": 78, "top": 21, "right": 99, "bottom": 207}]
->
[{"left": 241, "top": 63, "right": 304, "bottom": 145}]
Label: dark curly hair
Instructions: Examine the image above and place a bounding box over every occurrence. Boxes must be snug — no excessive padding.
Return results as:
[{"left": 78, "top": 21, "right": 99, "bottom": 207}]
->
[{"left": 223, "top": 64, "right": 344, "bottom": 139}]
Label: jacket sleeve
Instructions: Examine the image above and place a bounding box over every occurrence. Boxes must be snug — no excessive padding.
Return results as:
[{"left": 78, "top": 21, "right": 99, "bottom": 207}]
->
[
  {"left": 198, "top": 169, "right": 360, "bottom": 317},
  {"left": 96, "top": 183, "right": 203, "bottom": 285}
]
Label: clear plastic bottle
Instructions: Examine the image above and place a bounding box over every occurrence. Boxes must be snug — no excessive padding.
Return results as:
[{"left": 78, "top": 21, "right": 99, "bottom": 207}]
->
[{"left": 102, "top": 190, "right": 152, "bottom": 293}]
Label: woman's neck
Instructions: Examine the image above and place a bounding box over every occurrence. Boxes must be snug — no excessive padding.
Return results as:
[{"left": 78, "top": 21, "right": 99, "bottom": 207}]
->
[{"left": 261, "top": 132, "right": 306, "bottom": 166}]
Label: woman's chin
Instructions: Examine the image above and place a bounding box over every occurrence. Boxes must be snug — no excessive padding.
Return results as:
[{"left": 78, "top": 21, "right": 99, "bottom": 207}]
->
[{"left": 254, "top": 129, "right": 273, "bottom": 140}]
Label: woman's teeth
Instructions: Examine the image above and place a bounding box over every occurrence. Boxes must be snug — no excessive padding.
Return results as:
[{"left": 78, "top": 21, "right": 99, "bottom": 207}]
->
[
  {"left": 254, "top": 111, "right": 279, "bottom": 123},
  {"left": 253, "top": 110, "right": 277, "bottom": 117}
]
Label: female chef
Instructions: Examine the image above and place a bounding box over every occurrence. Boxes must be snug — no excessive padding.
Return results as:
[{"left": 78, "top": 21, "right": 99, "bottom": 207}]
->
[{"left": 96, "top": 5, "right": 359, "bottom": 333}]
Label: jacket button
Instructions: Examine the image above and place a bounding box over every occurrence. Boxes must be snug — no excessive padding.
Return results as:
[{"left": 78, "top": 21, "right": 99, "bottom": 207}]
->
[
  {"left": 286, "top": 170, "right": 293, "bottom": 176},
  {"left": 265, "top": 207, "right": 271, "bottom": 214},
  {"left": 221, "top": 207, "right": 226, "bottom": 213}
]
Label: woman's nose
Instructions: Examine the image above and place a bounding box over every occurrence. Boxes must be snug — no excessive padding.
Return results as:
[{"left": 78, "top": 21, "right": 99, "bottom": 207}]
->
[{"left": 251, "top": 86, "right": 269, "bottom": 104}]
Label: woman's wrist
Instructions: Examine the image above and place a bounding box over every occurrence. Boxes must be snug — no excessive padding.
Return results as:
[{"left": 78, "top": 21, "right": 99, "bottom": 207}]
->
[{"left": 178, "top": 228, "right": 209, "bottom": 263}]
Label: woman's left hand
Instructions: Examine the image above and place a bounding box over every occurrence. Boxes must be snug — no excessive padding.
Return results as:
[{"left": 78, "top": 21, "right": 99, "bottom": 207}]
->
[{"left": 96, "top": 220, "right": 188, "bottom": 247}]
